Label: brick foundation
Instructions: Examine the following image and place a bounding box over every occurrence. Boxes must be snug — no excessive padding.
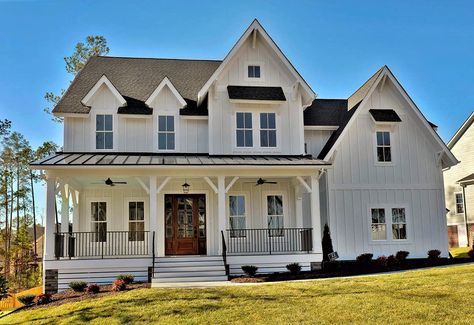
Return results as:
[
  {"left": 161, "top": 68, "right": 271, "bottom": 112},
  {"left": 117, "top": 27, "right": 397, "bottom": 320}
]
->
[{"left": 45, "top": 269, "right": 58, "bottom": 294}]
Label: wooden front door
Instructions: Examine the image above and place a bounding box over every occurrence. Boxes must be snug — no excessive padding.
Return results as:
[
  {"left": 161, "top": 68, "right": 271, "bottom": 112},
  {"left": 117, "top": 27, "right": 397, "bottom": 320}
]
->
[{"left": 165, "top": 194, "right": 206, "bottom": 255}]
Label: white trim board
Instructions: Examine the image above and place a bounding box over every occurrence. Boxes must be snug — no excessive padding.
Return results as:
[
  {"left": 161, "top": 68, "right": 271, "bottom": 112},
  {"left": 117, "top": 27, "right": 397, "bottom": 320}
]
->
[{"left": 81, "top": 75, "right": 127, "bottom": 107}]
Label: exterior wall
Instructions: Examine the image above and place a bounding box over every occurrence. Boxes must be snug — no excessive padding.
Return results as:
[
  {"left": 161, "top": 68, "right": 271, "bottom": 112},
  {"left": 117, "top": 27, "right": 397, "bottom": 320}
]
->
[
  {"left": 317, "top": 80, "right": 448, "bottom": 259},
  {"left": 304, "top": 130, "right": 334, "bottom": 157}
]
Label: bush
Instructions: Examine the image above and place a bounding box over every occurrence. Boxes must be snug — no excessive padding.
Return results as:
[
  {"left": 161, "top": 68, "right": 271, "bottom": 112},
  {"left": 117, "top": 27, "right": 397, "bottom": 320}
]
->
[
  {"left": 428, "top": 249, "right": 441, "bottom": 259},
  {"left": 112, "top": 279, "right": 126, "bottom": 292},
  {"left": 322, "top": 260, "right": 340, "bottom": 273},
  {"left": 322, "top": 223, "right": 334, "bottom": 262},
  {"left": 395, "top": 251, "right": 410, "bottom": 262},
  {"left": 241, "top": 265, "right": 258, "bottom": 277},
  {"left": 69, "top": 281, "right": 88, "bottom": 292},
  {"left": 356, "top": 253, "right": 373, "bottom": 265},
  {"left": 0, "top": 276, "right": 9, "bottom": 300},
  {"left": 17, "top": 294, "right": 36, "bottom": 305},
  {"left": 116, "top": 274, "right": 134, "bottom": 284},
  {"left": 468, "top": 249, "right": 474, "bottom": 259},
  {"left": 387, "top": 255, "right": 398, "bottom": 267},
  {"left": 375, "top": 256, "right": 387, "bottom": 268},
  {"left": 86, "top": 284, "right": 100, "bottom": 294},
  {"left": 286, "top": 263, "right": 302, "bottom": 275},
  {"left": 33, "top": 294, "right": 52, "bottom": 305}
]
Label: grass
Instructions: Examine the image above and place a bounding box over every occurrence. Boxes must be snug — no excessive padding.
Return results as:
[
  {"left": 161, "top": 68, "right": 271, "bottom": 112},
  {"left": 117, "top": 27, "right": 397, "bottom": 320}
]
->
[
  {"left": 450, "top": 246, "right": 471, "bottom": 258},
  {"left": 3, "top": 264, "right": 474, "bottom": 324}
]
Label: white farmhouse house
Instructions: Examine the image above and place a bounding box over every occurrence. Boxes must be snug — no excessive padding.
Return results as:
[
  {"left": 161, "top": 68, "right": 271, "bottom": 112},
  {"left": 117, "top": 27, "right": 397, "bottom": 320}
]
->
[
  {"left": 444, "top": 112, "right": 474, "bottom": 247},
  {"left": 32, "top": 20, "right": 458, "bottom": 293}
]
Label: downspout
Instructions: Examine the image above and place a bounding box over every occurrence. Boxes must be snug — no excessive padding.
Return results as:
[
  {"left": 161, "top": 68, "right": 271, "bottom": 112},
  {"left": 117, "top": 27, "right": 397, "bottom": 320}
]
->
[{"left": 462, "top": 184, "right": 469, "bottom": 247}]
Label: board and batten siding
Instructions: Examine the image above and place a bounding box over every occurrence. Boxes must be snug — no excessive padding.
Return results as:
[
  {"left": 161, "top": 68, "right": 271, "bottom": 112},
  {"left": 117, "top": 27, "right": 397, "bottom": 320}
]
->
[
  {"left": 304, "top": 130, "right": 334, "bottom": 157},
  {"left": 325, "top": 80, "right": 448, "bottom": 259}
]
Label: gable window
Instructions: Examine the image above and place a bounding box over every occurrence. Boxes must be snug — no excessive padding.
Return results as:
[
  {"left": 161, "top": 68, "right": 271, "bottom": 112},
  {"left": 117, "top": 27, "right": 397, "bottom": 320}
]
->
[
  {"left": 229, "top": 195, "right": 246, "bottom": 238},
  {"left": 91, "top": 202, "right": 107, "bottom": 242},
  {"left": 236, "top": 112, "right": 253, "bottom": 147},
  {"left": 260, "top": 113, "right": 277, "bottom": 147},
  {"left": 267, "top": 195, "right": 284, "bottom": 237},
  {"left": 376, "top": 131, "right": 391, "bottom": 162},
  {"left": 455, "top": 193, "right": 464, "bottom": 214},
  {"left": 96, "top": 114, "right": 113, "bottom": 149},
  {"left": 248, "top": 65, "right": 261, "bottom": 78},
  {"left": 128, "top": 201, "right": 145, "bottom": 241},
  {"left": 391, "top": 208, "right": 406, "bottom": 240},
  {"left": 158, "top": 115, "right": 175, "bottom": 150},
  {"left": 371, "top": 208, "right": 386, "bottom": 240},
  {"left": 371, "top": 206, "right": 408, "bottom": 241}
]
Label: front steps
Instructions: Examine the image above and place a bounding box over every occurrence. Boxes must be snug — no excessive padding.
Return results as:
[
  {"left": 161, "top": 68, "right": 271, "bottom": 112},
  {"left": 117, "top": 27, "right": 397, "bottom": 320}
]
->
[{"left": 151, "top": 255, "right": 228, "bottom": 286}]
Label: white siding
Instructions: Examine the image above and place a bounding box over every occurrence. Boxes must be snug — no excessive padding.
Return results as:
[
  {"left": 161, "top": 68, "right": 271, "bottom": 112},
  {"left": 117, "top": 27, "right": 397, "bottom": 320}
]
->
[{"left": 304, "top": 130, "right": 333, "bottom": 157}]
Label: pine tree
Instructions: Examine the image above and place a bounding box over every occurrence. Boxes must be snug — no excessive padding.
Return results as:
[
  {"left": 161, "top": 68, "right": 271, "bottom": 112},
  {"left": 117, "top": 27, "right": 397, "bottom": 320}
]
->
[{"left": 322, "top": 223, "right": 334, "bottom": 261}]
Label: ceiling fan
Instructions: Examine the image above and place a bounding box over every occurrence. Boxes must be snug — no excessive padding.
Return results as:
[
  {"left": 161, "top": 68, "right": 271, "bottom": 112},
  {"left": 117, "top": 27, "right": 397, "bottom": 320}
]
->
[
  {"left": 92, "top": 178, "right": 127, "bottom": 186},
  {"left": 245, "top": 178, "right": 278, "bottom": 186}
]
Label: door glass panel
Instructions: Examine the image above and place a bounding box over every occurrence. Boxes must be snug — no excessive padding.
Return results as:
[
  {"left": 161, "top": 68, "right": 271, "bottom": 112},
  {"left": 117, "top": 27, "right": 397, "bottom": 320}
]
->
[
  {"left": 177, "top": 197, "right": 193, "bottom": 238},
  {"left": 198, "top": 196, "right": 206, "bottom": 237},
  {"left": 165, "top": 196, "right": 173, "bottom": 238}
]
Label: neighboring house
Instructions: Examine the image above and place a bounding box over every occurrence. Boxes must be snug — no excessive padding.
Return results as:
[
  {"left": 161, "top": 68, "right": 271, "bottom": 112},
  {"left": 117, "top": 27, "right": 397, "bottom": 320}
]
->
[
  {"left": 31, "top": 20, "right": 457, "bottom": 293},
  {"left": 444, "top": 112, "right": 474, "bottom": 247}
]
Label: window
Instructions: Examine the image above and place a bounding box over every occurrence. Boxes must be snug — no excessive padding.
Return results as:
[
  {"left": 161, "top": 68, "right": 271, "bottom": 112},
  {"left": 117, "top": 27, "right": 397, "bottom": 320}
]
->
[
  {"left": 229, "top": 195, "right": 246, "bottom": 238},
  {"left": 455, "top": 193, "right": 464, "bottom": 214},
  {"left": 376, "top": 131, "right": 391, "bottom": 162},
  {"left": 128, "top": 201, "right": 145, "bottom": 241},
  {"left": 158, "top": 115, "right": 175, "bottom": 150},
  {"left": 96, "top": 115, "right": 113, "bottom": 149},
  {"left": 236, "top": 112, "right": 253, "bottom": 147},
  {"left": 267, "top": 195, "right": 284, "bottom": 237},
  {"left": 391, "top": 208, "right": 406, "bottom": 240},
  {"left": 260, "top": 113, "right": 277, "bottom": 147},
  {"left": 248, "top": 65, "right": 261, "bottom": 78},
  {"left": 91, "top": 202, "right": 107, "bottom": 242},
  {"left": 371, "top": 208, "right": 386, "bottom": 240}
]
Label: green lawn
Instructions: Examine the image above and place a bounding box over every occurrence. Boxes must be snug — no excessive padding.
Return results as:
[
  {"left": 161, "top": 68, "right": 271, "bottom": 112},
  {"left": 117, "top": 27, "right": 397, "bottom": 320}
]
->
[
  {"left": 450, "top": 246, "right": 471, "bottom": 258},
  {"left": 3, "top": 264, "right": 474, "bottom": 324}
]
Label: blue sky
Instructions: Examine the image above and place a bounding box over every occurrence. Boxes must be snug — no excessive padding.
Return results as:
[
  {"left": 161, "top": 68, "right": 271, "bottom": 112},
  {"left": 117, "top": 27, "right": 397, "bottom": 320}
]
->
[{"left": 0, "top": 0, "right": 473, "bottom": 218}]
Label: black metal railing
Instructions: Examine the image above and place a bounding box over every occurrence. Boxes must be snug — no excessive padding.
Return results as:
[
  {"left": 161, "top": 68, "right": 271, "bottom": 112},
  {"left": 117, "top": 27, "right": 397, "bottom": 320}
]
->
[
  {"left": 221, "top": 230, "right": 229, "bottom": 275},
  {"left": 55, "top": 231, "right": 151, "bottom": 259},
  {"left": 224, "top": 228, "right": 313, "bottom": 254}
]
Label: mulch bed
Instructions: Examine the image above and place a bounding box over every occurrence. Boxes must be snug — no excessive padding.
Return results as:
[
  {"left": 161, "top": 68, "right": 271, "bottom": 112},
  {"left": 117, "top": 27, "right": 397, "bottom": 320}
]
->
[{"left": 230, "top": 258, "right": 473, "bottom": 283}]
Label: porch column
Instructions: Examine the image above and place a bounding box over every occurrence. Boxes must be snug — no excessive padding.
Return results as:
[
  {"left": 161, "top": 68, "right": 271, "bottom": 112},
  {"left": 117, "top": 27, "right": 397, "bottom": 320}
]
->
[
  {"left": 149, "top": 176, "right": 159, "bottom": 256},
  {"left": 44, "top": 175, "right": 56, "bottom": 261},
  {"left": 60, "top": 185, "right": 69, "bottom": 233},
  {"left": 310, "top": 174, "right": 322, "bottom": 254},
  {"left": 217, "top": 176, "right": 226, "bottom": 254},
  {"left": 294, "top": 186, "right": 303, "bottom": 228},
  {"left": 72, "top": 190, "right": 79, "bottom": 232}
]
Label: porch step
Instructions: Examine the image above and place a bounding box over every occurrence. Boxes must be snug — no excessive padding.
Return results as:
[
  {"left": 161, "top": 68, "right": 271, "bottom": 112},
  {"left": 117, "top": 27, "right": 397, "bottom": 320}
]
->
[{"left": 152, "top": 255, "right": 228, "bottom": 285}]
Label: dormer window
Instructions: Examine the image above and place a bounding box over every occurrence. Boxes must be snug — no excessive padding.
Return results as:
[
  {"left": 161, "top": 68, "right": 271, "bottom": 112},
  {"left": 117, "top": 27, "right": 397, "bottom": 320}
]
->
[
  {"left": 248, "top": 65, "right": 261, "bottom": 78},
  {"left": 96, "top": 114, "right": 113, "bottom": 150},
  {"left": 158, "top": 115, "right": 175, "bottom": 150}
]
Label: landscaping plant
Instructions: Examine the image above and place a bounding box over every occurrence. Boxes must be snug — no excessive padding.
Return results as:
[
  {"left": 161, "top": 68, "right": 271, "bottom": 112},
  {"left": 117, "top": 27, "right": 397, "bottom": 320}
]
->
[
  {"left": 0, "top": 275, "right": 9, "bottom": 300},
  {"left": 356, "top": 253, "right": 373, "bottom": 265},
  {"left": 428, "top": 249, "right": 441, "bottom": 259},
  {"left": 395, "top": 251, "right": 410, "bottom": 262},
  {"left": 86, "top": 284, "right": 100, "bottom": 294},
  {"left": 375, "top": 256, "right": 388, "bottom": 268},
  {"left": 286, "top": 263, "right": 302, "bottom": 275},
  {"left": 112, "top": 279, "right": 126, "bottom": 292},
  {"left": 322, "top": 223, "right": 334, "bottom": 261},
  {"left": 387, "top": 255, "right": 398, "bottom": 267},
  {"left": 17, "top": 294, "right": 36, "bottom": 306},
  {"left": 69, "top": 281, "right": 88, "bottom": 292},
  {"left": 116, "top": 274, "right": 134, "bottom": 284},
  {"left": 33, "top": 294, "right": 52, "bottom": 305},
  {"left": 241, "top": 265, "right": 258, "bottom": 277},
  {"left": 468, "top": 249, "right": 474, "bottom": 259}
]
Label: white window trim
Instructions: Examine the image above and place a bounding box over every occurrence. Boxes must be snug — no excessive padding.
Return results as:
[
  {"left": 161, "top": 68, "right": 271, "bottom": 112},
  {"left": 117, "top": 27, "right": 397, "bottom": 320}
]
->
[
  {"left": 373, "top": 127, "right": 395, "bottom": 166},
  {"left": 235, "top": 112, "right": 254, "bottom": 148},
  {"left": 454, "top": 192, "right": 465, "bottom": 215},
  {"left": 92, "top": 112, "right": 118, "bottom": 152},
  {"left": 154, "top": 112, "right": 179, "bottom": 152},
  {"left": 262, "top": 191, "right": 288, "bottom": 230},
  {"left": 259, "top": 112, "right": 278, "bottom": 148},
  {"left": 227, "top": 192, "right": 250, "bottom": 236},
  {"left": 232, "top": 111, "right": 281, "bottom": 153},
  {"left": 368, "top": 204, "right": 410, "bottom": 244},
  {"left": 87, "top": 198, "right": 111, "bottom": 233},
  {"left": 123, "top": 197, "right": 149, "bottom": 232},
  {"left": 244, "top": 61, "right": 265, "bottom": 82}
]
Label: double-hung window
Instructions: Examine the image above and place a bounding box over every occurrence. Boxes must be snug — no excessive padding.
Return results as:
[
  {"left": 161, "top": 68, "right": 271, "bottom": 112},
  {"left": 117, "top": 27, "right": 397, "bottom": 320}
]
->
[
  {"left": 248, "top": 65, "right": 261, "bottom": 78},
  {"left": 128, "top": 201, "right": 145, "bottom": 241},
  {"left": 376, "top": 131, "right": 391, "bottom": 162},
  {"left": 371, "top": 208, "right": 386, "bottom": 240},
  {"left": 455, "top": 193, "right": 464, "bottom": 214},
  {"left": 267, "top": 195, "right": 284, "bottom": 237},
  {"left": 391, "top": 208, "right": 407, "bottom": 240},
  {"left": 158, "top": 115, "right": 175, "bottom": 150},
  {"left": 91, "top": 202, "right": 107, "bottom": 242},
  {"left": 370, "top": 207, "right": 407, "bottom": 241},
  {"left": 236, "top": 112, "right": 253, "bottom": 147},
  {"left": 96, "top": 114, "right": 113, "bottom": 149},
  {"left": 260, "top": 113, "right": 277, "bottom": 147},
  {"left": 229, "top": 195, "right": 246, "bottom": 238}
]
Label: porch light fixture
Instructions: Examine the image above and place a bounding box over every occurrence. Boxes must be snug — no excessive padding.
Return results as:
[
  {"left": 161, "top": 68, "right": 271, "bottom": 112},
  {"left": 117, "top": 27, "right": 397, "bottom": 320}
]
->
[{"left": 182, "top": 179, "right": 190, "bottom": 194}]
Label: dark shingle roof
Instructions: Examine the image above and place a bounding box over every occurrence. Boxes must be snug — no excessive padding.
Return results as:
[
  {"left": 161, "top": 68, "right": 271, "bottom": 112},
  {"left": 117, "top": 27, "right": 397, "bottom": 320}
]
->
[
  {"left": 304, "top": 99, "right": 348, "bottom": 126},
  {"left": 369, "top": 109, "right": 401, "bottom": 122},
  {"left": 227, "top": 86, "right": 286, "bottom": 101},
  {"left": 53, "top": 56, "right": 222, "bottom": 114}
]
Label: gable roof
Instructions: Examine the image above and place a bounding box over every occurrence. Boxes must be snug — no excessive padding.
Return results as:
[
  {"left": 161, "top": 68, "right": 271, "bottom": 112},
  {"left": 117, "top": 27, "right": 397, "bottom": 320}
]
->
[
  {"left": 227, "top": 86, "right": 286, "bottom": 101},
  {"left": 347, "top": 66, "right": 385, "bottom": 109},
  {"left": 197, "top": 19, "right": 316, "bottom": 106},
  {"left": 53, "top": 56, "right": 221, "bottom": 115},
  {"left": 369, "top": 109, "right": 402, "bottom": 122},
  {"left": 447, "top": 111, "right": 474, "bottom": 149},
  {"left": 304, "top": 99, "right": 348, "bottom": 126}
]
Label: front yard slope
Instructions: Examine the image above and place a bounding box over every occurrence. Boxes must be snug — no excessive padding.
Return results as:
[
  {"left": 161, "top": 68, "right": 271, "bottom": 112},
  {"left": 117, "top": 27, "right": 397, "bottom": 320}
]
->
[{"left": 3, "top": 264, "right": 474, "bottom": 324}]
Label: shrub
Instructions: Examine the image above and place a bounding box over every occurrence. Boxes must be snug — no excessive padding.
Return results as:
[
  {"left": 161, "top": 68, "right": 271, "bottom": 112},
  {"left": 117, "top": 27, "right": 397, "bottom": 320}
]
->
[
  {"left": 86, "top": 284, "right": 100, "bottom": 294},
  {"left": 0, "top": 276, "right": 9, "bottom": 300},
  {"left": 33, "top": 294, "right": 52, "bottom": 305},
  {"left": 322, "top": 224, "right": 334, "bottom": 262},
  {"left": 241, "top": 265, "right": 258, "bottom": 277},
  {"left": 17, "top": 294, "right": 36, "bottom": 305},
  {"left": 375, "top": 256, "right": 388, "bottom": 268},
  {"left": 116, "top": 274, "right": 134, "bottom": 284},
  {"left": 395, "top": 251, "right": 410, "bottom": 262},
  {"left": 286, "top": 263, "right": 302, "bottom": 275},
  {"left": 356, "top": 253, "right": 373, "bottom": 265},
  {"left": 69, "top": 281, "right": 88, "bottom": 292},
  {"left": 387, "top": 255, "right": 398, "bottom": 267},
  {"left": 112, "top": 279, "right": 126, "bottom": 292},
  {"left": 428, "top": 249, "right": 441, "bottom": 259},
  {"left": 468, "top": 249, "right": 474, "bottom": 259},
  {"left": 322, "top": 260, "right": 340, "bottom": 273}
]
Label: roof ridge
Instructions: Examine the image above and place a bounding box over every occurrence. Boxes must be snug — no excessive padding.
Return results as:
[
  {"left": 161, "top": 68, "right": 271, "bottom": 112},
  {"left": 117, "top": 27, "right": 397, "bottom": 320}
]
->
[{"left": 95, "top": 55, "right": 222, "bottom": 62}]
